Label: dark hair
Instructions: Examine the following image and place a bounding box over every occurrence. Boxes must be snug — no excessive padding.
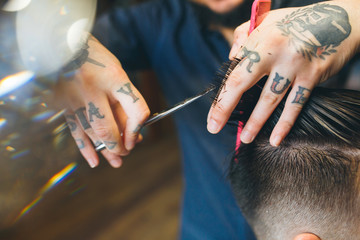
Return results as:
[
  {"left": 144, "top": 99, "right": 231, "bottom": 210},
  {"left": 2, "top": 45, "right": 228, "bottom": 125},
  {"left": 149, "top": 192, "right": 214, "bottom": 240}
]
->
[{"left": 229, "top": 87, "right": 360, "bottom": 238}]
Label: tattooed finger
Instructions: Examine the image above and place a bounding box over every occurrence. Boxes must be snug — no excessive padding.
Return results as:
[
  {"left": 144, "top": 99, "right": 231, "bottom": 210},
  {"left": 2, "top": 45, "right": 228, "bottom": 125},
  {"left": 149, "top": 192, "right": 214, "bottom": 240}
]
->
[
  {"left": 239, "top": 71, "right": 294, "bottom": 144},
  {"left": 83, "top": 99, "right": 129, "bottom": 156},
  {"left": 270, "top": 83, "right": 313, "bottom": 146},
  {"left": 65, "top": 111, "right": 99, "bottom": 168}
]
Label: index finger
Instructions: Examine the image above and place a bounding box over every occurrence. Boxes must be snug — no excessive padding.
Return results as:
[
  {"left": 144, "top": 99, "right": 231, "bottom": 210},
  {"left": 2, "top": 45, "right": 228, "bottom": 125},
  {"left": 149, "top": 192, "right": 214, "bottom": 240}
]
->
[{"left": 207, "top": 45, "right": 271, "bottom": 134}]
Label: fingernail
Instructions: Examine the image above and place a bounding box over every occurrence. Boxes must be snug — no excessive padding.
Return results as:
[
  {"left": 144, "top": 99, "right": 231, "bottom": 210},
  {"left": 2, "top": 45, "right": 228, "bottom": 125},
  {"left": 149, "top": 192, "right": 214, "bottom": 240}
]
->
[
  {"left": 207, "top": 119, "right": 220, "bottom": 134},
  {"left": 240, "top": 130, "right": 254, "bottom": 143},
  {"left": 89, "top": 159, "right": 97, "bottom": 168},
  {"left": 126, "top": 142, "right": 135, "bottom": 151},
  {"left": 110, "top": 159, "right": 122, "bottom": 168},
  {"left": 271, "top": 135, "right": 282, "bottom": 147}
]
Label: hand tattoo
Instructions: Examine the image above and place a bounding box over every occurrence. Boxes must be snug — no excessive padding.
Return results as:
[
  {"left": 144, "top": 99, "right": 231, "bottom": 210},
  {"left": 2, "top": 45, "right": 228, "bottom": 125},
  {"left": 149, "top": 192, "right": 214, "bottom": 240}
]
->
[
  {"left": 104, "top": 141, "right": 117, "bottom": 150},
  {"left": 292, "top": 86, "right": 311, "bottom": 105},
  {"left": 66, "top": 114, "right": 78, "bottom": 132},
  {"left": 94, "top": 141, "right": 103, "bottom": 148},
  {"left": 277, "top": 4, "right": 351, "bottom": 61},
  {"left": 238, "top": 47, "right": 260, "bottom": 73},
  {"left": 62, "top": 35, "right": 106, "bottom": 73},
  {"left": 75, "top": 107, "right": 91, "bottom": 130},
  {"left": 75, "top": 139, "right": 85, "bottom": 149},
  {"left": 117, "top": 83, "right": 139, "bottom": 103},
  {"left": 270, "top": 72, "right": 291, "bottom": 94},
  {"left": 88, "top": 102, "right": 105, "bottom": 122}
]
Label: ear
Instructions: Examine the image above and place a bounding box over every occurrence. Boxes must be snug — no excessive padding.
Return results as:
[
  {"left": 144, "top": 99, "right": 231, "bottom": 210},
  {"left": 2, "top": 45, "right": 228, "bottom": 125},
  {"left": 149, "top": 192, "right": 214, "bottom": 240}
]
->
[{"left": 293, "top": 233, "right": 321, "bottom": 240}]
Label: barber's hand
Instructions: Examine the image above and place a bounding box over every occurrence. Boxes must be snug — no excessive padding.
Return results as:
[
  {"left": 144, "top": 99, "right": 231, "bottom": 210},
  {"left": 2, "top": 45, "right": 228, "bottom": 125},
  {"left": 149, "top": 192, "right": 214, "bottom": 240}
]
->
[
  {"left": 207, "top": 1, "right": 360, "bottom": 146},
  {"left": 57, "top": 36, "right": 150, "bottom": 168}
]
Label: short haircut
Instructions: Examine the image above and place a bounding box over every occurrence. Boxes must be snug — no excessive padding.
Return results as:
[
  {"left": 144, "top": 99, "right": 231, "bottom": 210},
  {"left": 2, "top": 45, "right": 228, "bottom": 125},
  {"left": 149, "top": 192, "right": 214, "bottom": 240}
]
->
[{"left": 229, "top": 87, "right": 360, "bottom": 240}]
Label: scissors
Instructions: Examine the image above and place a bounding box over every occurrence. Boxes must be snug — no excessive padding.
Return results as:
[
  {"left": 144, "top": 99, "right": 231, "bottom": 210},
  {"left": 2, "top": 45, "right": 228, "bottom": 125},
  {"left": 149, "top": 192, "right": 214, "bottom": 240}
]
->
[{"left": 95, "top": 85, "right": 216, "bottom": 152}]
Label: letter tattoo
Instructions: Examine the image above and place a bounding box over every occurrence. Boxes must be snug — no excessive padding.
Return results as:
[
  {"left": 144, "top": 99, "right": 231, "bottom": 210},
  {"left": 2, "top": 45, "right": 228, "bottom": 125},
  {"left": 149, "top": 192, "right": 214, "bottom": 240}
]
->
[
  {"left": 88, "top": 102, "right": 105, "bottom": 122},
  {"left": 292, "top": 86, "right": 311, "bottom": 105},
  {"left": 277, "top": 4, "right": 351, "bottom": 61},
  {"left": 66, "top": 114, "right": 77, "bottom": 132},
  {"left": 270, "top": 72, "right": 291, "bottom": 94},
  {"left": 104, "top": 141, "right": 117, "bottom": 150},
  {"left": 62, "top": 35, "right": 106, "bottom": 73},
  {"left": 117, "top": 83, "right": 139, "bottom": 103},
  {"left": 75, "top": 139, "right": 85, "bottom": 149},
  {"left": 238, "top": 47, "right": 260, "bottom": 73},
  {"left": 75, "top": 107, "right": 91, "bottom": 130},
  {"left": 94, "top": 141, "right": 103, "bottom": 148}
]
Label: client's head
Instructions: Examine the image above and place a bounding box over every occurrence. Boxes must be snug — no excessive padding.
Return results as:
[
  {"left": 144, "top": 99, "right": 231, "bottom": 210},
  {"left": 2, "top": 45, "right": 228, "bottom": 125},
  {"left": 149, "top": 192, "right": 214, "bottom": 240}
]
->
[{"left": 229, "top": 87, "right": 360, "bottom": 240}]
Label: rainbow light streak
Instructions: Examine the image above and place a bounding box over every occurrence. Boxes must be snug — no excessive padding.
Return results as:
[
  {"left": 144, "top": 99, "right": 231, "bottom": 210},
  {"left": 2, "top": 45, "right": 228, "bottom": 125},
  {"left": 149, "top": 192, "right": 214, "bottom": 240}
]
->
[
  {"left": 52, "top": 122, "right": 67, "bottom": 135},
  {"left": 6, "top": 146, "right": 16, "bottom": 152},
  {"left": 15, "top": 162, "right": 78, "bottom": 222},
  {"left": 0, "top": 71, "right": 35, "bottom": 98},
  {"left": 38, "top": 162, "right": 78, "bottom": 195},
  {"left": 11, "top": 149, "right": 30, "bottom": 160},
  {"left": 14, "top": 196, "right": 42, "bottom": 223},
  {"left": 31, "top": 110, "right": 55, "bottom": 122},
  {"left": 47, "top": 109, "right": 66, "bottom": 124},
  {"left": 0, "top": 118, "right": 7, "bottom": 128},
  {"left": 59, "top": 5, "right": 68, "bottom": 15},
  {"left": 53, "top": 131, "right": 67, "bottom": 149}
]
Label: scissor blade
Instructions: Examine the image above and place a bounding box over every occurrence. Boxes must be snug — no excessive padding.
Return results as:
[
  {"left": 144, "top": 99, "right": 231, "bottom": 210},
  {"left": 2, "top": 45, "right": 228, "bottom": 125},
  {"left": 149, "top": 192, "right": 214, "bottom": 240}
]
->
[
  {"left": 144, "top": 85, "right": 216, "bottom": 126},
  {"left": 95, "top": 85, "right": 215, "bottom": 152}
]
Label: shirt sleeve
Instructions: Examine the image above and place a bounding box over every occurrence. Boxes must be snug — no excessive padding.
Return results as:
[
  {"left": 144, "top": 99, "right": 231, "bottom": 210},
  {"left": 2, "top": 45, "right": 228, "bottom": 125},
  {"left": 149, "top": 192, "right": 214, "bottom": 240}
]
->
[{"left": 92, "top": 2, "right": 161, "bottom": 71}]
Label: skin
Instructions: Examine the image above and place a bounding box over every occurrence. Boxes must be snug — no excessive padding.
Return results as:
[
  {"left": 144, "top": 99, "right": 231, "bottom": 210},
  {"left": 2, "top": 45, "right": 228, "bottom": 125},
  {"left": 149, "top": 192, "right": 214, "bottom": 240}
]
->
[
  {"left": 58, "top": 0, "right": 246, "bottom": 168},
  {"left": 294, "top": 233, "right": 321, "bottom": 240},
  {"left": 59, "top": 0, "right": 360, "bottom": 168},
  {"left": 207, "top": 0, "right": 360, "bottom": 146},
  {"left": 57, "top": 36, "right": 149, "bottom": 168}
]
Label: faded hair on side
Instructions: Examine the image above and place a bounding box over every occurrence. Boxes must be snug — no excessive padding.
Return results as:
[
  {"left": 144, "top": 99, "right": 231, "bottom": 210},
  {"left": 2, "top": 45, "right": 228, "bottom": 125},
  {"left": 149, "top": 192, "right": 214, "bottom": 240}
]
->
[{"left": 229, "top": 87, "right": 360, "bottom": 240}]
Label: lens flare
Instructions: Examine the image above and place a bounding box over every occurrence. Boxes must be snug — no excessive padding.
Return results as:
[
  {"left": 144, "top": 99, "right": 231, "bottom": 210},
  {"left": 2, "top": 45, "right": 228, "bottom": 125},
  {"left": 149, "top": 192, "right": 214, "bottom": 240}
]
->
[
  {"left": 16, "top": 0, "right": 97, "bottom": 76},
  {"left": 0, "top": 71, "right": 35, "bottom": 98},
  {"left": 15, "top": 162, "right": 78, "bottom": 222},
  {"left": 2, "top": 0, "right": 31, "bottom": 12},
  {"left": 6, "top": 146, "right": 16, "bottom": 152},
  {"left": 47, "top": 109, "right": 66, "bottom": 124},
  {"left": 11, "top": 148, "right": 30, "bottom": 159},
  {"left": 0, "top": 118, "right": 7, "bottom": 128},
  {"left": 31, "top": 110, "right": 55, "bottom": 122}
]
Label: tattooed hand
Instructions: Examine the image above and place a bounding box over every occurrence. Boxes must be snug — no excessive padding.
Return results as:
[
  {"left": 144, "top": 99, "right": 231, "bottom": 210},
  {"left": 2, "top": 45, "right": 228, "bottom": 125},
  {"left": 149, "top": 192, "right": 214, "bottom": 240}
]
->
[
  {"left": 57, "top": 35, "right": 150, "bottom": 168},
  {"left": 207, "top": 1, "right": 360, "bottom": 146}
]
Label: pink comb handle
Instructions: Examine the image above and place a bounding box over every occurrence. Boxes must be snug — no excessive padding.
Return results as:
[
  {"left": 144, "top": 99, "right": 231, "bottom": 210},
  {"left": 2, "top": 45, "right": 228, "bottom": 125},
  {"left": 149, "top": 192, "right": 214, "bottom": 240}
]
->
[{"left": 249, "top": 0, "right": 271, "bottom": 34}]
